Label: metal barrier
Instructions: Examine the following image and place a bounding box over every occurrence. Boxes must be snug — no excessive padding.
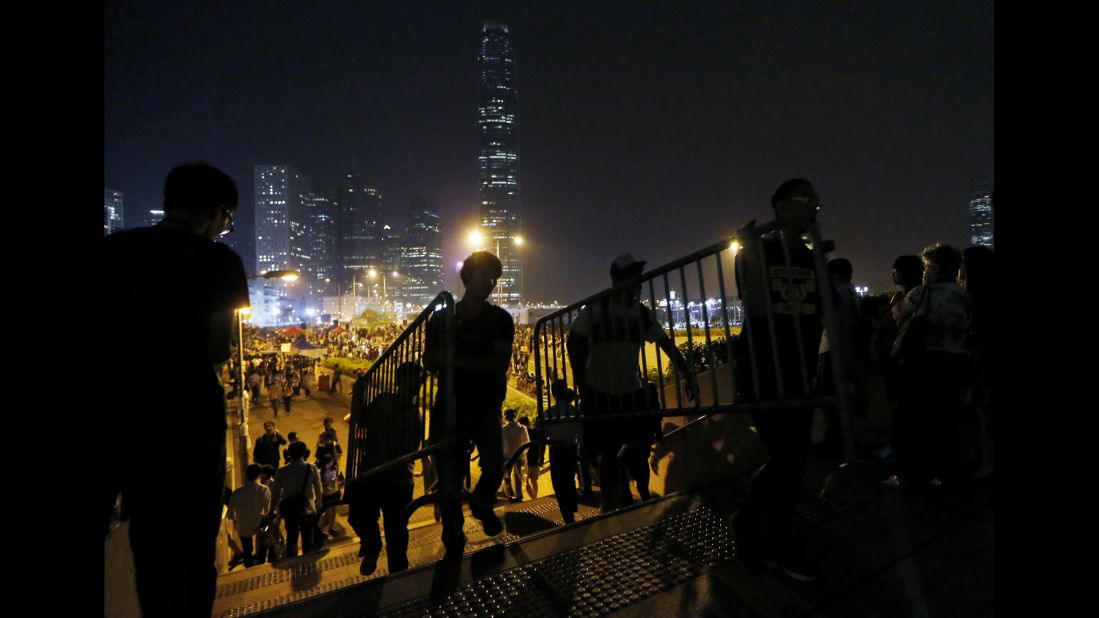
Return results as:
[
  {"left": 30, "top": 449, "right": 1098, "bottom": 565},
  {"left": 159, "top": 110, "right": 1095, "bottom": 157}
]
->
[{"left": 533, "top": 219, "right": 854, "bottom": 464}]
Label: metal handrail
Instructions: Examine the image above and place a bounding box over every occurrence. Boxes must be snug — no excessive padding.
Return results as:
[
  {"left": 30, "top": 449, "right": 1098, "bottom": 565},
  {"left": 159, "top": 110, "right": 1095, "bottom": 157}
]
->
[{"left": 532, "top": 222, "right": 854, "bottom": 464}]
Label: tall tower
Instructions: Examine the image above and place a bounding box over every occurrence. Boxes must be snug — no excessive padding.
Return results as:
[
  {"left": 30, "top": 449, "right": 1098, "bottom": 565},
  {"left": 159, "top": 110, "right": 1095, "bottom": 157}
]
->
[
  {"left": 968, "top": 176, "right": 994, "bottom": 249},
  {"left": 104, "top": 189, "right": 124, "bottom": 235},
  {"left": 478, "top": 22, "right": 522, "bottom": 305}
]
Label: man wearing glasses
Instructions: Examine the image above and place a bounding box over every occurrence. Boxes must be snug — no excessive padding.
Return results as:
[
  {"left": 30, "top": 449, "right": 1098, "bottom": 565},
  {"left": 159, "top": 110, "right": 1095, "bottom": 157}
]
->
[
  {"left": 104, "top": 162, "right": 250, "bottom": 617},
  {"left": 731, "top": 178, "right": 827, "bottom": 583}
]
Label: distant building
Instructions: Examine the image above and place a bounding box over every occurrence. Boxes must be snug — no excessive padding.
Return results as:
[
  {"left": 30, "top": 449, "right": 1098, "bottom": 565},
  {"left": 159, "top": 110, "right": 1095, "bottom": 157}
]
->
[
  {"left": 303, "top": 192, "right": 337, "bottom": 296},
  {"left": 968, "top": 177, "right": 994, "bottom": 249},
  {"left": 478, "top": 22, "right": 523, "bottom": 305},
  {"left": 104, "top": 189, "right": 124, "bottom": 235},
  {"left": 332, "top": 171, "right": 381, "bottom": 293},
  {"left": 255, "top": 165, "right": 310, "bottom": 319},
  {"left": 401, "top": 197, "right": 444, "bottom": 308},
  {"left": 378, "top": 223, "right": 404, "bottom": 304}
]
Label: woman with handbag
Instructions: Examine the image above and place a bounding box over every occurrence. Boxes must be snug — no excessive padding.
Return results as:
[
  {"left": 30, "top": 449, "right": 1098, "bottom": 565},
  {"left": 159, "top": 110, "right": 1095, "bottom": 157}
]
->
[{"left": 888, "top": 243, "right": 972, "bottom": 489}]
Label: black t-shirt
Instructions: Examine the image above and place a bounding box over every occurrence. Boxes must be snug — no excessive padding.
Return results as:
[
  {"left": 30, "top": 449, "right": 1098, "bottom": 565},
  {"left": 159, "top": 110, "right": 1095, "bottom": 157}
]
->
[
  {"left": 428, "top": 303, "right": 515, "bottom": 413},
  {"left": 734, "top": 230, "right": 824, "bottom": 401},
  {"left": 104, "top": 226, "right": 250, "bottom": 428}
]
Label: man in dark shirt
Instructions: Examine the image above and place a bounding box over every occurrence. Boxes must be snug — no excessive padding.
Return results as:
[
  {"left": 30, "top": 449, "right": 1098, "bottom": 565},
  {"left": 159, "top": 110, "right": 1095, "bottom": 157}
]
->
[
  {"left": 346, "top": 361, "right": 424, "bottom": 575},
  {"left": 103, "top": 162, "right": 250, "bottom": 617},
  {"left": 254, "top": 421, "right": 287, "bottom": 470},
  {"left": 425, "top": 251, "right": 513, "bottom": 557},
  {"left": 731, "top": 178, "right": 826, "bottom": 582}
]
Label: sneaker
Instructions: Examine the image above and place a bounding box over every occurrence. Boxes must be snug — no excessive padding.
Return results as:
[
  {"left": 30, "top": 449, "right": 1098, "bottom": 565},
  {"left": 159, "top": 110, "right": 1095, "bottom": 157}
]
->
[
  {"left": 359, "top": 553, "right": 379, "bottom": 576},
  {"left": 763, "top": 552, "right": 818, "bottom": 582},
  {"left": 478, "top": 510, "right": 505, "bottom": 537}
]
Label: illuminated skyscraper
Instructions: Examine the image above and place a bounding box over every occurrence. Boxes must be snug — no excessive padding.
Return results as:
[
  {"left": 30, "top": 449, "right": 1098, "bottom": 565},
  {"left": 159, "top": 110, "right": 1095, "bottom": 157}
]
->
[
  {"left": 104, "top": 189, "right": 124, "bottom": 235},
  {"left": 968, "top": 176, "right": 994, "bottom": 249},
  {"left": 401, "top": 197, "right": 443, "bottom": 308},
  {"left": 478, "top": 22, "right": 522, "bottom": 304},
  {"left": 254, "top": 165, "right": 309, "bottom": 276}
]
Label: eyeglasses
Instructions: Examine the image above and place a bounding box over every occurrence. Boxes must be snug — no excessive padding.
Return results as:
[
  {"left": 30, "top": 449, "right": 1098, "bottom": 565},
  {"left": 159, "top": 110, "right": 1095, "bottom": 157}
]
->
[
  {"left": 787, "top": 195, "right": 823, "bottom": 211},
  {"left": 219, "top": 207, "right": 235, "bottom": 237}
]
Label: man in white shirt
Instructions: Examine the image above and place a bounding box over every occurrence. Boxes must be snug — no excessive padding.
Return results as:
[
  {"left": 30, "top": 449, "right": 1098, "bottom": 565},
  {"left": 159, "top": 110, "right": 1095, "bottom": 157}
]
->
[
  {"left": 228, "top": 464, "right": 271, "bottom": 568},
  {"left": 500, "top": 409, "right": 530, "bottom": 503}
]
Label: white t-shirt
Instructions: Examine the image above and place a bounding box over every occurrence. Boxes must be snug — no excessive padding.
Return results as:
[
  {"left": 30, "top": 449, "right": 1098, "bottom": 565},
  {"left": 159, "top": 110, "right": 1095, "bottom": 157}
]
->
[{"left": 570, "top": 300, "right": 664, "bottom": 396}]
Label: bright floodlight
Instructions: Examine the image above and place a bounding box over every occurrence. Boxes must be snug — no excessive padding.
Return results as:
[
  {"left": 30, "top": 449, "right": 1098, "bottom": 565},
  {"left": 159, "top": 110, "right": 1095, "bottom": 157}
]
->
[
  {"left": 368, "top": 269, "right": 378, "bottom": 278},
  {"left": 729, "top": 240, "right": 741, "bottom": 255},
  {"left": 467, "top": 229, "right": 485, "bottom": 249},
  {"left": 237, "top": 307, "right": 252, "bottom": 316},
  {"left": 513, "top": 235, "right": 524, "bottom": 246},
  {"left": 261, "top": 269, "right": 300, "bottom": 281}
]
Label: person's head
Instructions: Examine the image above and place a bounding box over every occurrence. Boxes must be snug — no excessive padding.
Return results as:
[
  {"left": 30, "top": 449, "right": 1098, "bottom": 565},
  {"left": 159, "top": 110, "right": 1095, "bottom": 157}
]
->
[
  {"left": 287, "top": 440, "right": 308, "bottom": 460},
  {"left": 287, "top": 432, "right": 299, "bottom": 443},
  {"left": 518, "top": 416, "right": 530, "bottom": 427},
  {"left": 960, "top": 246, "right": 995, "bottom": 291},
  {"left": 771, "top": 178, "right": 821, "bottom": 225},
  {"left": 245, "top": 464, "right": 262, "bottom": 482},
  {"left": 550, "top": 378, "right": 569, "bottom": 401},
  {"left": 263, "top": 421, "right": 275, "bottom": 434},
  {"left": 162, "top": 162, "right": 238, "bottom": 240},
  {"left": 920, "top": 243, "right": 963, "bottom": 285},
  {"left": 504, "top": 408, "right": 517, "bottom": 422},
  {"left": 609, "top": 253, "right": 646, "bottom": 301},
  {"left": 260, "top": 464, "right": 276, "bottom": 480},
  {"left": 318, "top": 452, "right": 334, "bottom": 467},
  {"left": 396, "top": 361, "right": 426, "bottom": 394},
  {"left": 828, "top": 258, "right": 853, "bottom": 285},
  {"left": 460, "top": 251, "right": 503, "bottom": 301},
  {"left": 891, "top": 255, "right": 923, "bottom": 291},
  {"left": 322, "top": 417, "right": 333, "bottom": 430}
]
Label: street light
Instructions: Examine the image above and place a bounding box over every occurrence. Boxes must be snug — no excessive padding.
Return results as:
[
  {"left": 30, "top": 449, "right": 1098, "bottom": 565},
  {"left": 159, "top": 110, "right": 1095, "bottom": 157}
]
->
[{"left": 466, "top": 228, "right": 525, "bottom": 305}]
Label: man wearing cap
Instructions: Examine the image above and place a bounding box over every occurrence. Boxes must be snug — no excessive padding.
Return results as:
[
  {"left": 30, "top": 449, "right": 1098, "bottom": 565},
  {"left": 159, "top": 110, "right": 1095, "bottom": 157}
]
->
[{"left": 568, "top": 254, "right": 697, "bottom": 512}]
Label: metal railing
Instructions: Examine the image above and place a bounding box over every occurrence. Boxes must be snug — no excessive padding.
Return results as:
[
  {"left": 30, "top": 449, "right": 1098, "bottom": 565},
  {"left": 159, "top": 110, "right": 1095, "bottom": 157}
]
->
[{"left": 533, "top": 220, "right": 854, "bottom": 464}]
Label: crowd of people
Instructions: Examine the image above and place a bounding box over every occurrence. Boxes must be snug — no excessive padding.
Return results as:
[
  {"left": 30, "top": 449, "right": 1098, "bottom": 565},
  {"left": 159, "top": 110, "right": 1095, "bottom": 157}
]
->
[
  {"left": 227, "top": 416, "right": 348, "bottom": 567},
  {"left": 105, "top": 165, "right": 995, "bottom": 618}
]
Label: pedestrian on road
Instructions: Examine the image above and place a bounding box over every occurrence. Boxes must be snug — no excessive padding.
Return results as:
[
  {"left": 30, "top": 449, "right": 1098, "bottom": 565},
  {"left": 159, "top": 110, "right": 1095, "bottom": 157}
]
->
[
  {"left": 267, "top": 372, "right": 283, "bottom": 415},
  {"left": 272, "top": 441, "right": 323, "bottom": 558},
  {"left": 254, "top": 421, "right": 287, "bottom": 470},
  {"left": 501, "top": 409, "right": 529, "bottom": 503},
  {"left": 228, "top": 464, "right": 271, "bottom": 568}
]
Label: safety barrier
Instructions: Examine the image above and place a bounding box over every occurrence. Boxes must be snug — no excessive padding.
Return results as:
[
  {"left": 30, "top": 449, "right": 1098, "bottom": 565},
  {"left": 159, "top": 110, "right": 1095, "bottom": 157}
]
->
[{"left": 533, "top": 219, "right": 854, "bottom": 464}]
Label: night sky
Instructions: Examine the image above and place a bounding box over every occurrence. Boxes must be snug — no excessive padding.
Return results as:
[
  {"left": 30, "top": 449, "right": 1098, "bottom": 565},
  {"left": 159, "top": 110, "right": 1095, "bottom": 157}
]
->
[{"left": 104, "top": 1, "right": 994, "bottom": 303}]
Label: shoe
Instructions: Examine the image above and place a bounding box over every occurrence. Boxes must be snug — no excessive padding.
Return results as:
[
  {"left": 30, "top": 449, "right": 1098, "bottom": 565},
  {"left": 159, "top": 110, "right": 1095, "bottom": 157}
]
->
[
  {"left": 764, "top": 553, "right": 818, "bottom": 582},
  {"left": 732, "top": 510, "right": 765, "bottom": 571},
  {"left": 509, "top": 497, "right": 522, "bottom": 504},
  {"left": 388, "top": 559, "right": 409, "bottom": 573},
  {"left": 478, "top": 510, "right": 505, "bottom": 537},
  {"left": 359, "top": 553, "right": 379, "bottom": 576}
]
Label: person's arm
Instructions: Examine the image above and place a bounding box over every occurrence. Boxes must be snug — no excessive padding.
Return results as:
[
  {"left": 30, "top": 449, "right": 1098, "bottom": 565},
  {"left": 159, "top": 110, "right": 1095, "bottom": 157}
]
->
[
  {"left": 567, "top": 330, "right": 589, "bottom": 390},
  {"left": 277, "top": 433, "right": 287, "bottom": 446},
  {"left": 892, "top": 286, "right": 920, "bottom": 321},
  {"left": 656, "top": 333, "right": 698, "bottom": 401},
  {"left": 311, "top": 465, "right": 324, "bottom": 510},
  {"left": 209, "top": 309, "right": 235, "bottom": 365}
]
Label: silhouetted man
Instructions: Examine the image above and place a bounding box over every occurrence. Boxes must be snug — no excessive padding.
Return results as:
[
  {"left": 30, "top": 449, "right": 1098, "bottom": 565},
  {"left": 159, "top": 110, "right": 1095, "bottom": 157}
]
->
[
  {"left": 104, "top": 162, "right": 249, "bottom": 617},
  {"left": 731, "top": 178, "right": 827, "bottom": 582},
  {"left": 425, "top": 251, "right": 512, "bottom": 557},
  {"left": 568, "top": 254, "right": 697, "bottom": 513},
  {"left": 346, "top": 361, "right": 424, "bottom": 575}
]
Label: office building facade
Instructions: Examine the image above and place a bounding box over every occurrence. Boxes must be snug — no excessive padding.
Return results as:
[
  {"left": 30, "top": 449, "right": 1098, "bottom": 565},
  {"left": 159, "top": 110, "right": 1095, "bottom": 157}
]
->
[
  {"left": 968, "top": 176, "right": 994, "bottom": 249},
  {"left": 104, "top": 189, "right": 124, "bottom": 235}
]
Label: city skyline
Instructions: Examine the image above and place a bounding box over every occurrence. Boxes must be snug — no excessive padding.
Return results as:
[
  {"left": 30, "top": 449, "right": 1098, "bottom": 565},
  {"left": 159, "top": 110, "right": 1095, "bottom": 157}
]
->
[{"left": 105, "top": 2, "right": 994, "bottom": 302}]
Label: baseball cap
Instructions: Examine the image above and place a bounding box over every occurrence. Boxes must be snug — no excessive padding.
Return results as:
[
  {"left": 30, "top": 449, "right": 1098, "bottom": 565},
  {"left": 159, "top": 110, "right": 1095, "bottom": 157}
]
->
[{"left": 610, "top": 253, "right": 646, "bottom": 279}]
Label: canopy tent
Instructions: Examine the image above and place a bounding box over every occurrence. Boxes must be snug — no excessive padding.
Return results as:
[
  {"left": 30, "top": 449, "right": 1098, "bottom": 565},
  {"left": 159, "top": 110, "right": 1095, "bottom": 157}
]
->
[
  {"left": 291, "top": 335, "right": 325, "bottom": 359},
  {"left": 283, "top": 326, "right": 306, "bottom": 336},
  {"left": 327, "top": 325, "right": 347, "bottom": 334}
]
